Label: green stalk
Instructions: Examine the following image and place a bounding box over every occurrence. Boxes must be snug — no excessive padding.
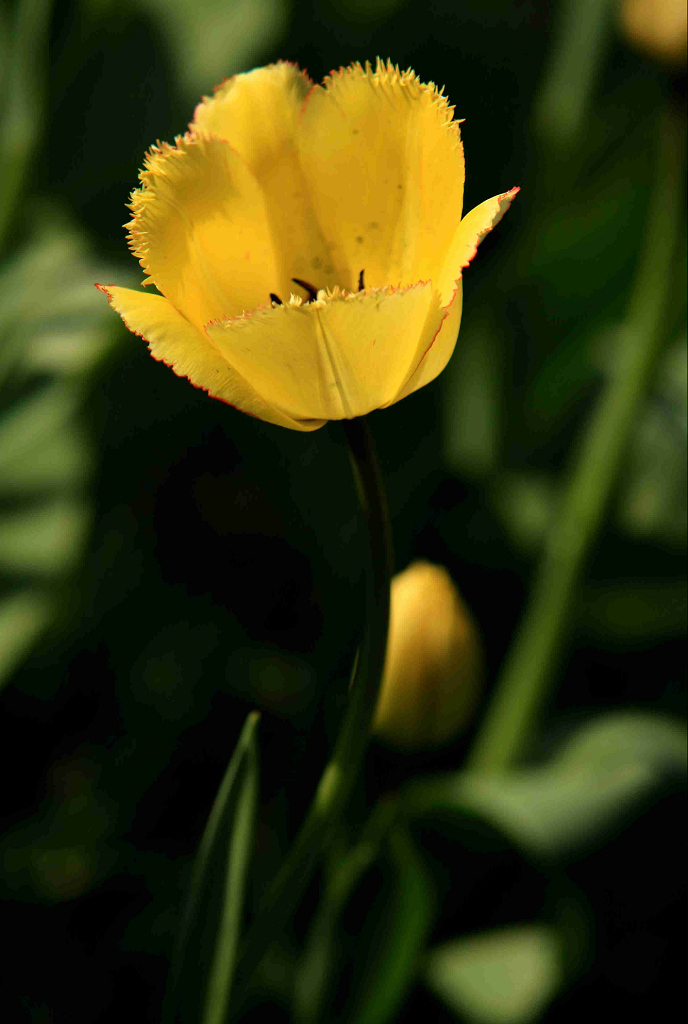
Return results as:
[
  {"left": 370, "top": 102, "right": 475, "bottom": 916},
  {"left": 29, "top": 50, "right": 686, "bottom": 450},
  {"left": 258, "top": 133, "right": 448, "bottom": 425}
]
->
[
  {"left": 467, "top": 108, "right": 684, "bottom": 776},
  {"left": 533, "top": 0, "right": 613, "bottom": 151},
  {"left": 295, "top": 798, "right": 400, "bottom": 1023},
  {"left": 229, "top": 416, "right": 392, "bottom": 1014}
]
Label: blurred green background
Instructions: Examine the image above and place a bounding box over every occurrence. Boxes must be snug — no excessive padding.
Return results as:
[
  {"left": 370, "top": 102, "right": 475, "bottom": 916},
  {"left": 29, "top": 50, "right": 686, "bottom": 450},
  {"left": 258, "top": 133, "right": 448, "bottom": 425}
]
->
[{"left": 0, "top": 0, "right": 685, "bottom": 1021}]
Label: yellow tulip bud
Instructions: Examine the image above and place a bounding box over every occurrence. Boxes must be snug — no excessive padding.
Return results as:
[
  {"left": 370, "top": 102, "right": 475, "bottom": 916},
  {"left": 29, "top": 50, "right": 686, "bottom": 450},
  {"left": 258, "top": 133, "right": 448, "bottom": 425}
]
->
[
  {"left": 618, "top": 0, "right": 687, "bottom": 66},
  {"left": 373, "top": 561, "right": 481, "bottom": 750}
]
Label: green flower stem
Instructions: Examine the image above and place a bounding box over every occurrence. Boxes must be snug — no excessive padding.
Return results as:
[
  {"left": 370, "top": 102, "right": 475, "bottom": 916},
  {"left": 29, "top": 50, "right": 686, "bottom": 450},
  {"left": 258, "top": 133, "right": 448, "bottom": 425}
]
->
[
  {"left": 467, "top": 107, "right": 684, "bottom": 776},
  {"left": 294, "top": 797, "right": 400, "bottom": 1022},
  {"left": 230, "top": 416, "right": 392, "bottom": 1013}
]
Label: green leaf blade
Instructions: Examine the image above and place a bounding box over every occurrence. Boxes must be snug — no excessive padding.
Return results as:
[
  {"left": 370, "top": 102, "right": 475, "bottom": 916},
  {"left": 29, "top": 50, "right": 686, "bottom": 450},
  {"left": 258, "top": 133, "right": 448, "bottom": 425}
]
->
[{"left": 165, "top": 710, "right": 260, "bottom": 1024}]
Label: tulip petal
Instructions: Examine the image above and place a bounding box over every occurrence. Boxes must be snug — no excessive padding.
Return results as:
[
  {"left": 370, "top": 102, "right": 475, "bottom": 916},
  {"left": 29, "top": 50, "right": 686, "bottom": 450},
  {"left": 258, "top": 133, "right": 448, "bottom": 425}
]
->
[
  {"left": 394, "top": 189, "right": 518, "bottom": 402},
  {"left": 391, "top": 284, "right": 464, "bottom": 403},
  {"left": 192, "top": 63, "right": 343, "bottom": 296},
  {"left": 205, "top": 283, "right": 444, "bottom": 421},
  {"left": 438, "top": 187, "right": 519, "bottom": 299},
  {"left": 395, "top": 189, "right": 517, "bottom": 401},
  {"left": 96, "top": 285, "right": 324, "bottom": 432},
  {"left": 127, "top": 134, "right": 279, "bottom": 331},
  {"left": 299, "top": 59, "right": 465, "bottom": 299}
]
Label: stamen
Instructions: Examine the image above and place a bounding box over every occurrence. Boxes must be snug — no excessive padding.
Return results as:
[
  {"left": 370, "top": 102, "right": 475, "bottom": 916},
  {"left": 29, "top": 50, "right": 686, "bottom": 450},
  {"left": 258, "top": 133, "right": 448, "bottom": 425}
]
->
[
  {"left": 269, "top": 293, "right": 283, "bottom": 305},
  {"left": 358, "top": 269, "right": 365, "bottom": 291},
  {"left": 292, "top": 278, "right": 319, "bottom": 302}
]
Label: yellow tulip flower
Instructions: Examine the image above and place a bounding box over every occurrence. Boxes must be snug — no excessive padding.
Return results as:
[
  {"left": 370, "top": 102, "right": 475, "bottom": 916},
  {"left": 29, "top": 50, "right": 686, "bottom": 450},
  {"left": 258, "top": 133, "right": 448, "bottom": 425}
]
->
[{"left": 98, "top": 59, "right": 517, "bottom": 431}]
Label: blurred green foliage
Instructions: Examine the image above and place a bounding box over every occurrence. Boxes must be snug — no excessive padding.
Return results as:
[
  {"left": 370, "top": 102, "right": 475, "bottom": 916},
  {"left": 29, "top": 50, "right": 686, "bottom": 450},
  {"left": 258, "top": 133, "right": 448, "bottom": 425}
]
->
[
  {"left": 407, "top": 712, "right": 687, "bottom": 862},
  {"left": 137, "top": 0, "right": 290, "bottom": 99},
  {"left": 425, "top": 923, "right": 563, "bottom": 1024},
  {"left": 0, "top": 0, "right": 685, "bottom": 1022},
  {"left": 0, "top": 214, "right": 124, "bottom": 687}
]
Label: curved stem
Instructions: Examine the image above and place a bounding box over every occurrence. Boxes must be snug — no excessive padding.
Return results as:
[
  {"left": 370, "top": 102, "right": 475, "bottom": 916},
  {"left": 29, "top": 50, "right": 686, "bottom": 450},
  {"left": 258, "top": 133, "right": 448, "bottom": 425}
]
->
[
  {"left": 229, "top": 416, "right": 392, "bottom": 1014},
  {"left": 467, "top": 106, "right": 684, "bottom": 776}
]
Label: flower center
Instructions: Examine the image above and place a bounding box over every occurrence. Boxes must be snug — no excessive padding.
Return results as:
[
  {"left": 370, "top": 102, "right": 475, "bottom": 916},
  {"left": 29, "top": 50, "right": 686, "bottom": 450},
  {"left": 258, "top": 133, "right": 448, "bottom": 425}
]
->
[
  {"left": 269, "top": 270, "right": 365, "bottom": 307},
  {"left": 292, "top": 278, "right": 320, "bottom": 301}
]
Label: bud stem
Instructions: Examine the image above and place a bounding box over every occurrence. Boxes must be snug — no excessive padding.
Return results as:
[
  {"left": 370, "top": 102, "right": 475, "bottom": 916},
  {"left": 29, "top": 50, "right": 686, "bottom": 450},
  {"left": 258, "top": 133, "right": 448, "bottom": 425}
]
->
[{"left": 230, "top": 416, "right": 392, "bottom": 1013}]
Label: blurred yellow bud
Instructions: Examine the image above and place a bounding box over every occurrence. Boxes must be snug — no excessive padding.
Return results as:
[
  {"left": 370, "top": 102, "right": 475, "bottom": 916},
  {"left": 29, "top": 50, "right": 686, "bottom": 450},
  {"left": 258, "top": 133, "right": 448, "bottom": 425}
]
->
[
  {"left": 373, "top": 561, "right": 481, "bottom": 750},
  {"left": 618, "top": 0, "right": 687, "bottom": 66}
]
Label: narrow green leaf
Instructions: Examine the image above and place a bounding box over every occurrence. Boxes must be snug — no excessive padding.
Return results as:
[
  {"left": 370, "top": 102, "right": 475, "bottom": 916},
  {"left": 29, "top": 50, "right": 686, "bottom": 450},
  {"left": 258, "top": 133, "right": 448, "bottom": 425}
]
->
[
  {"left": 164, "top": 711, "right": 260, "bottom": 1024},
  {"left": 425, "top": 923, "right": 563, "bottom": 1024},
  {"left": 202, "top": 720, "right": 260, "bottom": 1024}
]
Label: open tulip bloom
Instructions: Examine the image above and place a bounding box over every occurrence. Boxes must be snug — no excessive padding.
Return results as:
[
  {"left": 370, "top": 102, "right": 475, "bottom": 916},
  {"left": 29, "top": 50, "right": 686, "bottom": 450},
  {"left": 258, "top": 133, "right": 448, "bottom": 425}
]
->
[{"left": 98, "top": 59, "right": 517, "bottom": 430}]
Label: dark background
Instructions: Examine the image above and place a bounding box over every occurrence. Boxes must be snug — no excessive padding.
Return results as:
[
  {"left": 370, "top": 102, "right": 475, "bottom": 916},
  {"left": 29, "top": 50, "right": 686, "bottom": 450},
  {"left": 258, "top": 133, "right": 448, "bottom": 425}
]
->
[{"left": 0, "top": 0, "right": 685, "bottom": 1021}]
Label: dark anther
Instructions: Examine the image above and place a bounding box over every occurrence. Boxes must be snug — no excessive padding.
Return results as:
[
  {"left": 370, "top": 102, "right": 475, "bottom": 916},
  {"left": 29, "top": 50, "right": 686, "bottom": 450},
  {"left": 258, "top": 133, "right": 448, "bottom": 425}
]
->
[
  {"left": 269, "top": 293, "right": 283, "bottom": 305},
  {"left": 358, "top": 269, "right": 365, "bottom": 291},
  {"left": 292, "top": 278, "right": 319, "bottom": 302}
]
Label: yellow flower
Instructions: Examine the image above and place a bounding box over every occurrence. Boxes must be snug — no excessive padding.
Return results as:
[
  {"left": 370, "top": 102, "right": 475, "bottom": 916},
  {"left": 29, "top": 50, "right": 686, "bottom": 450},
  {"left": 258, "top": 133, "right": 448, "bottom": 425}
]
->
[
  {"left": 373, "top": 561, "right": 481, "bottom": 750},
  {"left": 618, "top": 0, "right": 687, "bottom": 65},
  {"left": 98, "top": 60, "right": 517, "bottom": 431}
]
